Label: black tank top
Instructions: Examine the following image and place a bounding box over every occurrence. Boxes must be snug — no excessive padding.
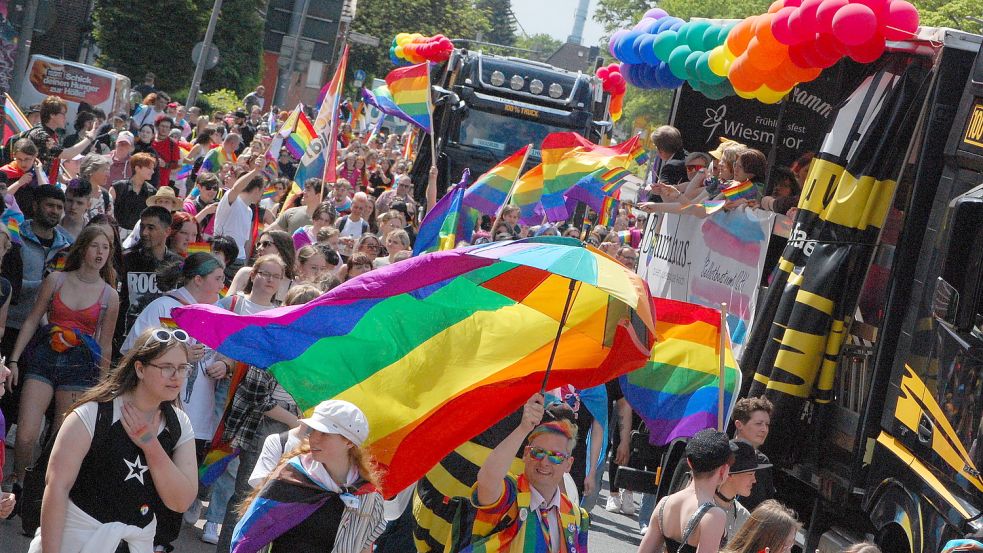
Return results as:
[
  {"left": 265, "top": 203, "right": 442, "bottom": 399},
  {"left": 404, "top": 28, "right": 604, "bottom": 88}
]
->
[
  {"left": 660, "top": 500, "right": 718, "bottom": 553},
  {"left": 69, "top": 400, "right": 179, "bottom": 527}
]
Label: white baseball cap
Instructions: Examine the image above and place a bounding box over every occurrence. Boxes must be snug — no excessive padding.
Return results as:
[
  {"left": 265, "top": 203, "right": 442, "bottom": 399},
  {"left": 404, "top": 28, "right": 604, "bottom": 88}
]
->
[
  {"left": 116, "top": 131, "right": 134, "bottom": 145},
  {"left": 298, "top": 400, "right": 369, "bottom": 446}
]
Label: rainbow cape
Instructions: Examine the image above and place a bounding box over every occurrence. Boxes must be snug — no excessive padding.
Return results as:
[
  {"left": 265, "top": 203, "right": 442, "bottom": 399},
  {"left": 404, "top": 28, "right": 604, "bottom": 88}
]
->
[
  {"left": 511, "top": 164, "right": 545, "bottom": 225},
  {"left": 620, "top": 297, "right": 740, "bottom": 446},
  {"left": 172, "top": 240, "right": 653, "bottom": 496},
  {"left": 384, "top": 62, "right": 432, "bottom": 132},
  {"left": 721, "top": 180, "right": 756, "bottom": 200},
  {"left": 3, "top": 93, "right": 31, "bottom": 143},
  {"left": 540, "top": 133, "right": 645, "bottom": 221},
  {"left": 412, "top": 170, "right": 475, "bottom": 256},
  {"left": 201, "top": 146, "right": 237, "bottom": 173},
  {"left": 286, "top": 111, "right": 317, "bottom": 159},
  {"left": 463, "top": 146, "right": 530, "bottom": 215},
  {"left": 564, "top": 166, "right": 631, "bottom": 213}
]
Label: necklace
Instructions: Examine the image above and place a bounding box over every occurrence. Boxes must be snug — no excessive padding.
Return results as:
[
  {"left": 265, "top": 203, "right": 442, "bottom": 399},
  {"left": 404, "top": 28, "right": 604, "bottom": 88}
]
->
[
  {"left": 715, "top": 489, "right": 734, "bottom": 503},
  {"left": 76, "top": 272, "right": 101, "bottom": 284}
]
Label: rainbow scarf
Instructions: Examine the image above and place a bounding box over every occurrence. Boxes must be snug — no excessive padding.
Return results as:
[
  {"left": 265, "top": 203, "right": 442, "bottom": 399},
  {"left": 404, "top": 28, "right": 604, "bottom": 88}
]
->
[
  {"left": 540, "top": 133, "right": 644, "bottom": 221},
  {"left": 512, "top": 164, "right": 545, "bottom": 225},
  {"left": 172, "top": 242, "right": 651, "bottom": 496},
  {"left": 463, "top": 146, "right": 530, "bottom": 215},
  {"left": 721, "top": 180, "right": 755, "bottom": 200},
  {"left": 412, "top": 170, "right": 475, "bottom": 255},
  {"left": 620, "top": 297, "right": 740, "bottom": 445},
  {"left": 383, "top": 62, "right": 432, "bottom": 132}
]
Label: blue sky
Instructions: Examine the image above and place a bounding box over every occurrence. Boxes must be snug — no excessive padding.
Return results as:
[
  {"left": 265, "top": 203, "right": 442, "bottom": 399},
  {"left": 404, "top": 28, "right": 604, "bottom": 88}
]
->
[{"left": 511, "top": 0, "right": 606, "bottom": 47}]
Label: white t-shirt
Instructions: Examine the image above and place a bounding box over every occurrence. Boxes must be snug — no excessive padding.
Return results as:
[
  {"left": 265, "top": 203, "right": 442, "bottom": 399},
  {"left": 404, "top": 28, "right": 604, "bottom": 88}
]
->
[
  {"left": 214, "top": 195, "right": 253, "bottom": 261},
  {"left": 248, "top": 429, "right": 304, "bottom": 488},
  {"left": 339, "top": 216, "right": 367, "bottom": 240},
  {"left": 74, "top": 396, "right": 195, "bottom": 450}
]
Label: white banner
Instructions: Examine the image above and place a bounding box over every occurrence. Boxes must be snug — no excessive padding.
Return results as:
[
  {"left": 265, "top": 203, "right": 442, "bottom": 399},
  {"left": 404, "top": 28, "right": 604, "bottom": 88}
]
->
[{"left": 638, "top": 208, "right": 777, "bottom": 358}]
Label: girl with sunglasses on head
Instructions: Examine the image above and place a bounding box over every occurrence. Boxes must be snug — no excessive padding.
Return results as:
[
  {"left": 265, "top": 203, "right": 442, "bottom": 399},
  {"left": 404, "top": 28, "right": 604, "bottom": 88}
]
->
[
  {"left": 183, "top": 172, "right": 222, "bottom": 238},
  {"left": 8, "top": 226, "right": 120, "bottom": 490},
  {"left": 33, "top": 327, "right": 198, "bottom": 553},
  {"left": 226, "top": 229, "right": 295, "bottom": 306}
]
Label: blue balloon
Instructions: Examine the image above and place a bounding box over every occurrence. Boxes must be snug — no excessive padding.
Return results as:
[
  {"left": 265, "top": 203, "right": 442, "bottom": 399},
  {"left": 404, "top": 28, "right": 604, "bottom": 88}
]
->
[
  {"left": 638, "top": 35, "right": 660, "bottom": 66},
  {"left": 621, "top": 63, "right": 639, "bottom": 87},
  {"left": 630, "top": 63, "right": 648, "bottom": 88},
  {"left": 669, "top": 19, "right": 684, "bottom": 32},
  {"left": 637, "top": 18, "right": 661, "bottom": 34},
  {"left": 616, "top": 31, "right": 643, "bottom": 64},
  {"left": 653, "top": 17, "right": 676, "bottom": 34},
  {"left": 657, "top": 61, "right": 684, "bottom": 89},
  {"left": 647, "top": 64, "right": 665, "bottom": 89}
]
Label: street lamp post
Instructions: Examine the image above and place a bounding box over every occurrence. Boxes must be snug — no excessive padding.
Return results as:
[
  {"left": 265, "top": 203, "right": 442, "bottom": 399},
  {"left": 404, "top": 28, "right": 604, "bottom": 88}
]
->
[{"left": 186, "top": 0, "right": 223, "bottom": 109}]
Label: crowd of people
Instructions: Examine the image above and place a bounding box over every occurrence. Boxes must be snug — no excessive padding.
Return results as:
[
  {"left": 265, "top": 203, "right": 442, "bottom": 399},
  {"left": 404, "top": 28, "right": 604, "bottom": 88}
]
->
[{"left": 0, "top": 81, "right": 882, "bottom": 553}]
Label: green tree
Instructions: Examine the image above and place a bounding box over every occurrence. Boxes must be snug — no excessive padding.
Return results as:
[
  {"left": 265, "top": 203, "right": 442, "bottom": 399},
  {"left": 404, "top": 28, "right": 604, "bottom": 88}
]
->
[
  {"left": 201, "top": 0, "right": 266, "bottom": 95},
  {"left": 349, "top": 0, "right": 492, "bottom": 84},
  {"left": 93, "top": 0, "right": 206, "bottom": 94},
  {"left": 476, "top": 0, "right": 516, "bottom": 46},
  {"left": 513, "top": 33, "right": 563, "bottom": 62},
  {"left": 915, "top": 0, "right": 983, "bottom": 34}
]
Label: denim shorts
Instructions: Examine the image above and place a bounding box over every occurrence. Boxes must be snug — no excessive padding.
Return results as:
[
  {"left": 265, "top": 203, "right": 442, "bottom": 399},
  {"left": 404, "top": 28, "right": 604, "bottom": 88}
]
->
[{"left": 23, "top": 341, "right": 99, "bottom": 392}]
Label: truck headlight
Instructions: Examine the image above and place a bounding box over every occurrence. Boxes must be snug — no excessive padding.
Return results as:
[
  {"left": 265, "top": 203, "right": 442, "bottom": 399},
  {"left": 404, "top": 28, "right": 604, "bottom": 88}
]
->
[
  {"left": 490, "top": 71, "right": 505, "bottom": 87},
  {"left": 548, "top": 83, "right": 563, "bottom": 98},
  {"left": 510, "top": 75, "right": 525, "bottom": 90},
  {"left": 530, "top": 79, "right": 544, "bottom": 94}
]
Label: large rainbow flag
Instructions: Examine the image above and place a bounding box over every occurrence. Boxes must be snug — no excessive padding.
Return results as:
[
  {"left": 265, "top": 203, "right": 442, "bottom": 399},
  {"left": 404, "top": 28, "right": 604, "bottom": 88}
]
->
[
  {"left": 384, "top": 62, "right": 432, "bottom": 132},
  {"left": 3, "top": 94, "right": 31, "bottom": 143},
  {"left": 540, "top": 133, "right": 645, "bottom": 221},
  {"left": 412, "top": 171, "right": 475, "bottom": 255},
  {"left": 511, "top": 163, "right": 545, "bottom": 225},
  {"left": 172, "top": 240, "right": 653, "bottom": 496},
  {"left": 463, "top": 146, "right": 530, "bottom": 215},
  {"left": 620, "top": 297, "right": 741, "bottom": 446},
  {"left": 564, "top": 166, "right": 631, "bottom": 213},
  {"left": 361, "top": 86, "right": 418, "bottom": 131}
]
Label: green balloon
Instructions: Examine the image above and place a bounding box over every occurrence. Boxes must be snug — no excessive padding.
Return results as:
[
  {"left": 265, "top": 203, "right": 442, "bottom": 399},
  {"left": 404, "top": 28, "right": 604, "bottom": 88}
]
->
[
  {"left": 696, "top": 51, "right": 725, "bottom": 85},
  {"left": 676, "top": 23, "right": 691, "bottom": 46},
  {"left": 703, "top": 25, "right": 723, "bottom": 51},
  {"left": 668, "top": 46, "right": 693, "bottom": 80},
  {"left": 715, "top": 26, "right": 730, "bottom": 47},
  {"left": 653, "top": 31, "right": 679, "bottom": 62},
  {"left": 684, "top": 50, "right": 702, "bottom": 81},
  {"left": 687, "top": 21, "right": 711, "bottom": 51}
]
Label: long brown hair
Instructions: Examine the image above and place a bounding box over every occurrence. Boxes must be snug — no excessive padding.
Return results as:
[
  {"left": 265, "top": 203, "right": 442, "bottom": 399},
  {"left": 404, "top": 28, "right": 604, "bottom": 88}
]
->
[
  {"left": 62, "top": 225, "right": 117, "bottom": 288},
  {"left": 721, "top": 500, "right": 800, "bottom": 553},
  {"left": 238, "top": 435, "right": 383, "bottom": 516},
  {"left": 71, "top": 328, "right": 190, "bottom": 411}
]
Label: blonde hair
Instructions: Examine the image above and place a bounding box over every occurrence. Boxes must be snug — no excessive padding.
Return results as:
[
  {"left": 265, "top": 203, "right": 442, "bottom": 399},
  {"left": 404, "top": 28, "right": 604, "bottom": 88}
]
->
[{"left": 721, "top": 500, "right": 800, "bottom": 553}]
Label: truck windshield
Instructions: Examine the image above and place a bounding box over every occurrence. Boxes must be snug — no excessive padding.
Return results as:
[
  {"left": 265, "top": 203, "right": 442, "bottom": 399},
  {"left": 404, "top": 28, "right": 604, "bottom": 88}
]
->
[{"left": 457, "top": 109, "right": 568, "bottom": 159}]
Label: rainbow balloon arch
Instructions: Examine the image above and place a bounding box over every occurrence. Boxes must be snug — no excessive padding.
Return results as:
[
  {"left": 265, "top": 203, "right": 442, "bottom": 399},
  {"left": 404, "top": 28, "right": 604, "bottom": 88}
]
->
[{"left": 606, "top": 0, "right": 920, "bottom": 104}]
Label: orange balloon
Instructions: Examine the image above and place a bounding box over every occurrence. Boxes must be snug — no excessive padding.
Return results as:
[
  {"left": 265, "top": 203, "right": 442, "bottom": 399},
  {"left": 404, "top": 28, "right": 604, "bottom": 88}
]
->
[
  {"left": 728, "top": 56, "right": 763, "bottom": 92},
  {"left": 746, "top": 38, "right": 784, "bottom": 71},
  {"left": 768, "top": 0, "right": 784, "bottom": 13},
  {"left": 762, "top": 68, "right": 795, "bottom": 91},
  {"left": 726, "top": 18, "right": 756, "bottom": 55},
  {"left": 754, "top": 14, "right": 786, "bottom": 55}
]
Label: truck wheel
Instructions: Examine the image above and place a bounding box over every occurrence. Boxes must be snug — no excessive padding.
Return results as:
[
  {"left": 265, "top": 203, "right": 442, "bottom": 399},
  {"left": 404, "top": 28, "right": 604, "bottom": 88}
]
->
[{"left": 667, "top": 455, "right": 692, "bottom": 495}]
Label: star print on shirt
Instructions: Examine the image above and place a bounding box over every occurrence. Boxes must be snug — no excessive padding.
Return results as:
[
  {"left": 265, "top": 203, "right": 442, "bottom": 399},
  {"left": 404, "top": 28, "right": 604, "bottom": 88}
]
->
[{"left": 124, "top": 455, "right": 149, "bottom": 485}]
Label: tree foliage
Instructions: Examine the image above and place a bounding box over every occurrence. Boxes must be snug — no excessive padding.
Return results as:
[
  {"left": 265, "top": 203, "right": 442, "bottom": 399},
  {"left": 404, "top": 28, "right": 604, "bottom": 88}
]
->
[
  {"left": 93, "top": 0, "right": 206, "bottom": 93},
  {"left": 476, "top": 0, "right": 516, "bottom": 46},
  {"left": 349, "top": 0, "right": 492, "bottom": 83},
  {"left": 201, "top": 0, "right": 266, "bottom": 95},
  {"left": 513, "top": 33, "right": 563, "bottom": 61}
]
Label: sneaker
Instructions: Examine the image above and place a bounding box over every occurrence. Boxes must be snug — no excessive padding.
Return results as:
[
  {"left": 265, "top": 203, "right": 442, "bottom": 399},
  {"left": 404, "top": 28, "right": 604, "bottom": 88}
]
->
[
  {"left": 604, "top": 493, "right": 622, "bottom": 513},
  {"left": 183, "top": 498, "right": 202, "bottom": 525},
  {"left": 640, "top": 523, "right": 649, "bottom": 536},
  {"left": 621, "top": 490, "right": 637, "bottom": 516},
  {"left": 202, "top": 522, "right": 220, "bottom": 544}
]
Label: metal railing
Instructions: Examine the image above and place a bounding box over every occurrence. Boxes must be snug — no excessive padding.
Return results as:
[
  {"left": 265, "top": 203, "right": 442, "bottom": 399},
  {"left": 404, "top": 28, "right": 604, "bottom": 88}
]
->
[{"left": 834, "top": 345, "right": 876, "bottom": 414}]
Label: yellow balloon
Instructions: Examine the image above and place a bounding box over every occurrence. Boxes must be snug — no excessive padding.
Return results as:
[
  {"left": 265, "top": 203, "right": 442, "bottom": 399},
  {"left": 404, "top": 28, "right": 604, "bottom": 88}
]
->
[
  {"left": 394, "top": 45, "right": 405, "bottom": 58},
  {"left": 396, "top": 33, "right": 412, "bottom": 46},
  {"left": 708, "top": 46, "right": 731, "bottom": 77},
  {"left": 734, "top": 87, "right": 756, "bottom": 99},
  {"left": 410, "top": 33, "right": 424, "bottom": 41},
  {"left": 754, "top": 85, "right": 789, "bottom": 104}
]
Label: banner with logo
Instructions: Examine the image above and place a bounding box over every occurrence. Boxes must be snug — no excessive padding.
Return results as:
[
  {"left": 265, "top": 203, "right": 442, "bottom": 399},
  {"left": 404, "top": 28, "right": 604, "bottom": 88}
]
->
[{"left": 638, "top": 209, "right": 776, "bottom": 357}]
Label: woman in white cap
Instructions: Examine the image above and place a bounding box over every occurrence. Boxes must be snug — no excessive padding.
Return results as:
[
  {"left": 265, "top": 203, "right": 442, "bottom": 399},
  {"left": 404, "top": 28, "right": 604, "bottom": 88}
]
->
[{"left": 231, "top": 400, "right": 386, "bottom": 553}]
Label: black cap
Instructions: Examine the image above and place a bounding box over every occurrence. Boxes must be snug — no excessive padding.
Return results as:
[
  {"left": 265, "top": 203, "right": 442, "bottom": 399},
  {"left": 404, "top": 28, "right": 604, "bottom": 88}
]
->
[
  {"left": 729, "top": 441, "right": 772, "bottom": 474},
  {"left": 685, "top": 429, "right": 736, "bottom": 473},
  {"left": 234, "top": 109, "right": 247, "bottom": 118}
]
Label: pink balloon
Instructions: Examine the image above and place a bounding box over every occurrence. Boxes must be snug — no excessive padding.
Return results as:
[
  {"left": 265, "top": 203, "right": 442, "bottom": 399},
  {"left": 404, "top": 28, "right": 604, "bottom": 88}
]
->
[
  {"left": 815, "top": 0, "right": 848, "bottom": 33},
  {"left": 608, "top": 63, "right": 621, "bottom": 72},
  {"left": 597, "top": 67, "right": 611, "bottom": 79},
  {"left": 787, "top": 8, "right": 817, "bottom": 41},
  {"left": 609, "top": 73, "right": 625, "bottom": 86},
  {"left": 846, "top": 32, "right": 886, "bottom": 62},
  {"left": 798, "top": 0, "right": 824, "bottom": 20},
  {"left": 832, "top": 4, "right": 877, "bottom": 46},
  {"left": 771, "top": 7, "right": 799, "bottom": 45},
  {"left": 783, "top": 0, "right": 802, "bottom": 6},
  {"left": 883, "top": 0, "right": 919, "bottom": 40},
  {"left": 852, "top": 0, "right": 891, "bottom": 21}
]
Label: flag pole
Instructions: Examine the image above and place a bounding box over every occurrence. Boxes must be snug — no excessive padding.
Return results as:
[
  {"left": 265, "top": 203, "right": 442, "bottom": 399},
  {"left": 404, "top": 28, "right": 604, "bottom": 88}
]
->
[
  {"left": 490, "top": 144, "right": 532, "bottom": 235},
  {"left": 718, "top": 302, "right": 728, "bottom": 431},
  {"left": 541, "top": 278, "right": 579, "bottom": 394},
  {"left": 426, "top": 66, "right": 437, "bottom": 170}
]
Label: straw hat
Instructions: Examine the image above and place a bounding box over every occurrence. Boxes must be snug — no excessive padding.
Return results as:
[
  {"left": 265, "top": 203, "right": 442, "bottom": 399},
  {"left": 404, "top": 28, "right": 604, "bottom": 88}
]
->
[
  {"left": 708, "top": 137, "right": 741, "bottom": 159},
  {"left": 146, "top": 186, "right": 182, "bottom": 212}
]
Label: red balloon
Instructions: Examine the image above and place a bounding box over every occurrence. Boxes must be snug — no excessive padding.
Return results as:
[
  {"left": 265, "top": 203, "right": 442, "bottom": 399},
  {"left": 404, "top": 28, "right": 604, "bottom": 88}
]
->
[
  {"left": 772, "top": 7, "right": 799, "bottom": 45},
  {"left": 884, "top": 0, "right": 919, "bottom": 41},
  {"left": 783, "top": 0, "right": 802, "bottom": 6},
  {"left": 812, "top": 34, "right": 846, "bottom": 68},
  {"left": 832, "top": 4, "right": 877, "bottom": 46},
  {"left": 787, "top": 43, "right": 815, "bottom": 69},
  {"left": 597, "top": 67, "right": 611, "bottom": 79},
  {"left": 609, "top": 72, "right": 625, "bottom": 86},
  {"left": 815, "top": 0, "right": 848, "bottom": 33},
  {"left": 798, "top": 0, "right": 824, "bottom": 20},
  {"left": 846, "top": 32, "right": 886, "bottom": 63},
  {"left": 608, "top": 63, "right": 621, "bottom": 72},
  {"left": 852, "top": 0, "right": 890, "bottom": 21},
  {"left": 786, "top": 8, "right": 817, "bottom": 42}
]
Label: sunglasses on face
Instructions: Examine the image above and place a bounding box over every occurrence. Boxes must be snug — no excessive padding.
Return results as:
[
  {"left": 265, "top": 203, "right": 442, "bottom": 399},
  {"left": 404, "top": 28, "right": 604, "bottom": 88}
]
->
[
  {"left": 148, "top": 328, "right": 190, "bottom": 345},
  {"left": 686, "top": 165, "right": 705, "bottom": 171},
  {"left": 525, "top": 446, "right": 570, "bottom": 464}
]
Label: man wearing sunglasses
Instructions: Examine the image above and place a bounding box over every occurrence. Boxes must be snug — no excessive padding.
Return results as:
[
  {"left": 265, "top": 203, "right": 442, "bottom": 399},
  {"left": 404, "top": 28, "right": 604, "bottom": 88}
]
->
[{"left": 470, "top": 393, "right": 590, "bottom": 553}]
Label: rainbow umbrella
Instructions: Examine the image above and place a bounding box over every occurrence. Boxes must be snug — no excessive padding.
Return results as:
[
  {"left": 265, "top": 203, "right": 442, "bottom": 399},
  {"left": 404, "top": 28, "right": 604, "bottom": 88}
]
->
[{"left": 173, "top": 236, "right": 654, "bottom": 496}]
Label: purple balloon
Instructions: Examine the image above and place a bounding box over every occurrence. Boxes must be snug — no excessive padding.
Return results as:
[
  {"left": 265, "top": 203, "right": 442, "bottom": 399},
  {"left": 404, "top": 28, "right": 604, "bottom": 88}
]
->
[
  {"left": 654, "top": 17, "right": 676, "bottom": 34},
  {"left": 609, "top": 29, "right": 629, "bottom": 57},
  {"left": 637, "top": 18, "right": 662, "bottom": 34},
  {"left": 633, "top": 17, "right": 656, "bottom": 31},
  {"left": 644, "top": 8, "right": 669, "bottom": 20}
]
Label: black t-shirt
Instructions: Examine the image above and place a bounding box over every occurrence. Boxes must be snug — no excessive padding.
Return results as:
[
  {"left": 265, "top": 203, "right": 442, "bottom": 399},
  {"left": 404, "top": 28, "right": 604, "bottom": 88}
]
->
[
  {"left": 271, "top": 493, "right": 343, "bottom": 552},
  {"left": 121, "top": 246, "right": 182, "bottom": 327},
  {"left": 570, "top": 394, "right": 595, "bottom": 494},
  {"left": 112, "top": 180, "right": 157, "bottom": 231},
  {"left": 36, "top": 233, "right": 54, "bottom": 249},
  {"left": 657, "top": 151, "right": 689, "bottom": 186}
]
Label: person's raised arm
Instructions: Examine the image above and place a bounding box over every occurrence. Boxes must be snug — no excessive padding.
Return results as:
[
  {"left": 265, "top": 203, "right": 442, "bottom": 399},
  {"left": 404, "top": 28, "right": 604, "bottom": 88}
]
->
[
  {"left": 225, "top": 155, "right": 262, "bottom": 206},
  {"left": 60, "top": 130, "right": 97, "bottom": 160},
  {"left": 475, "top": 393, "right": 544, "bottom": 506},
  {"left": 40, "top": 412, "right": 92, "bottom": 553},
  {"left": 426, "top": 166, "right": 438, "bottom": 213}
]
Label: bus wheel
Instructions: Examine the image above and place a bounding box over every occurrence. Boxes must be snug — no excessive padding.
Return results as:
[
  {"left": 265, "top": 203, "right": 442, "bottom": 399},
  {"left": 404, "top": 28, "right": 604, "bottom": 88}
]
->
[{"left": 667, "top": 455, "right": 692, "bottom": 495}]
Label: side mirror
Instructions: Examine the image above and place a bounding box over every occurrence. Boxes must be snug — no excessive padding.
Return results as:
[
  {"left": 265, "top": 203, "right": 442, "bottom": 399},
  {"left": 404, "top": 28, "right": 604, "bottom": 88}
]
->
[{"left": 932, "top": 277, "right": 959, "bottom": 325}]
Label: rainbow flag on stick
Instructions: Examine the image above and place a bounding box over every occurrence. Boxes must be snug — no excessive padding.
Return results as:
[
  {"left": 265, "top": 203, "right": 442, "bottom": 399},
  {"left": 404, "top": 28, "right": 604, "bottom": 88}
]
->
[
  {"left": 286, "top": 111, "right": 317, "bottom": 159},
  {"left": 2, "top": 209, "right": 23, "bottom": 245},
  {"left": 597, "top": 195, "right": 619, "bottom": 227},
  {"left": 463, "top": 145, "right": 531, "bottom": 216},
  {"left": 620, "top": 297, "right": 740, "bottom": 446},
  {"left": 564, "top": 166, "right": 631, "bottom": 213},
  {"left": 3, "top": 94, "right": 31, "bottom": 143},
  {"left": 187, "top": 242, "right": 210, "bottom": 255},
  {"left": 512, "top": 164, "right": 545, "bottom": 225},
  {"left": 721, "top": 180, "right": 756, "bottom": 201},
  {"left": 412, "top": 170, "right": 475, "bottom": 255},
  {"left": 320, "top": 45, "right": 349, "bottom": 184},
  {"left": 383, "top": 62, "right": 432, "bottom": 132},
  {"left": 200, "top": 146, "right": 237, "bottom": 173}
]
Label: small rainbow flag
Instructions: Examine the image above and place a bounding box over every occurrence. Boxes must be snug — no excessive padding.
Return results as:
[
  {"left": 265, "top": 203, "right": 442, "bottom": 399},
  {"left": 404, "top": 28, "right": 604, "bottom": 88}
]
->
[
  {"left": 51, "top": 255, "right": 66, "bottom": 271},
  {"left": 187, "top": 242, "right": 210, "bottom": 255},
  {"left": 564, "top": 166, "right": 631, "bottom": 213},
  {"left": 511, "top": 163, "right": 545, "bottom": 225},
  {"left": 620, "top": 297, "right": 740, "bottom": 446},
  {"left": 3, "top": 94, "right": 31, "bottom": 143},
  {"left": 412, "top": 170, "right": 475, "bottom": 255},
  {"left": 220, "top": 286, "right": 230, "bottom": 298},
  {"left": 384, "top": 62, "right": 432, "bottom": 132},
  {"left": 261, "top": 186, "right": 277, "bottom": 200},
  {"left": 462, "top": 145, "right": 530, "bottom": 215},
  {"left": 598, "top": 195, "right": 619, "bottom": 227},
  {"left": 721, "top": 180, "right": 755, "bottom": 201},
  {"left": 703, "top": 199, "right": 726, "bottom": 214},
  {"left": 159, "top": 317, "right": 179, "bottom": 329},
  {"left": 174, "top": 141, "right": 194, "bottom": 181},
  {"left": 1, "top": 208, "right": 23, "bottom": 245},
  {"left": 286, "top": 111, "right": 317, "bottom": 159}
]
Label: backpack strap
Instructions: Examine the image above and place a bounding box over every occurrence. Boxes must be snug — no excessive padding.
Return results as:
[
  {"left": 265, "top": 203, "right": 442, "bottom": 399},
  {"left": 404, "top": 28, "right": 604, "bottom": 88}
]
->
[
  {"left": 158, "top": 403, "right": 181, "bottom": 455},
  {"left": 277, "top": 430, "right": 289, "bottom": 454},
  {"left": 93, "top": 400, "right": 114, "bottom": 449},
  {"left": 46, "top": 272, "right": 68, "bottom": 320},
  {"left": 165, "top": 291, "right": 192, "bottom": 306},
  {"left": 91, "top": 283, "right": 112, "bottom": 341},
  {"left": 680, "top": 501, "right": 718, "bottom": 546}
]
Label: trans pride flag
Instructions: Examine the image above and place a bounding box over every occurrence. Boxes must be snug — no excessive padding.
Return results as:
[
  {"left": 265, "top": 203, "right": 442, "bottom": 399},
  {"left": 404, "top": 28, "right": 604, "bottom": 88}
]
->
[{"left": 621, "top": 297, "right": 740, "bottom": 445}]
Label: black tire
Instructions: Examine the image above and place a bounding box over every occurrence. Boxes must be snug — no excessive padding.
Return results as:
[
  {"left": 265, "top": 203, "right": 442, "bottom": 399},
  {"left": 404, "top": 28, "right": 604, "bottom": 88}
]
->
[{"left": 667, "top": 454, "right": 692, "bottom": 495}]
